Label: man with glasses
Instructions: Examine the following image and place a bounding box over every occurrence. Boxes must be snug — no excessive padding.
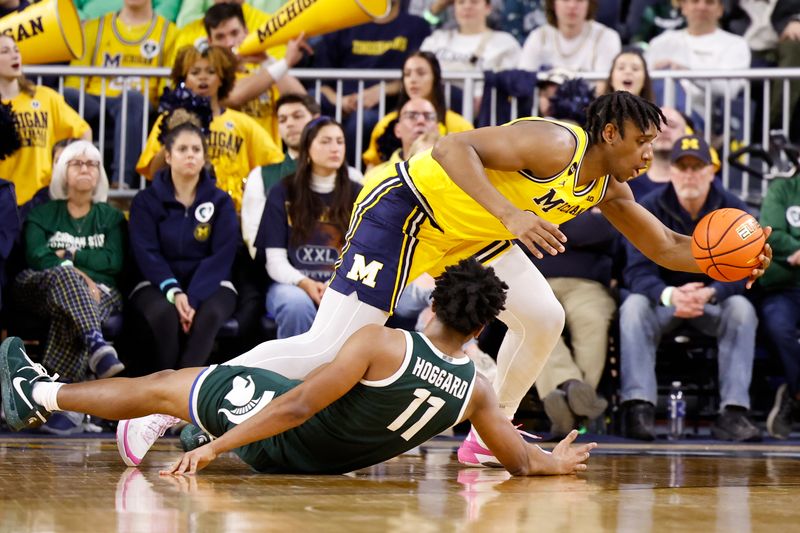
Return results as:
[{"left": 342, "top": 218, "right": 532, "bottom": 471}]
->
[{"left": 364, "top": 98, "right": 441, "bottom": 180}]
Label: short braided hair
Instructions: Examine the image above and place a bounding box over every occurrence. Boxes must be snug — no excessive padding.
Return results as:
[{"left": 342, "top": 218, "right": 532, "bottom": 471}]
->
[
  {"left": 431, "top": 258, "right": 508, "bottom": 335},
  {"left": 585, "top": 91, "right": 666, "bottom": 145}
]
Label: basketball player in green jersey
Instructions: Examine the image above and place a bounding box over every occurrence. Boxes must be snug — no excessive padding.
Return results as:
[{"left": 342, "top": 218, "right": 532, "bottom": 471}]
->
[{"left": 1, "top": 259, "right": 597, "bottom": 476}]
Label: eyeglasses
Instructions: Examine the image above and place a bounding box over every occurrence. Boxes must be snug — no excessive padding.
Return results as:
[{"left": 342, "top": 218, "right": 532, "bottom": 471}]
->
[
  {"left": 67, "top": 160, "right": 101, "bottom": 169},
  {"left": 400, "top": 111, "right": 437, "bottom": 122}
]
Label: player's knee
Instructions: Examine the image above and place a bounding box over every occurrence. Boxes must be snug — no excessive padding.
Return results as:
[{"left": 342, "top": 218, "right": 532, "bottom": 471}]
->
[{"left": 506, "top": 293, "right": 564, "bottom": 337}]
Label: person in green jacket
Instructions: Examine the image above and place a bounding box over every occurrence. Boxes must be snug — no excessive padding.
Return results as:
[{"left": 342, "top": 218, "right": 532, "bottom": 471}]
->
[
  {"left": 13, "top": 140, "right": 127, "bottom": 393},
  {"left": 759, "top": 173, "right": 800, "bottom": 439}
]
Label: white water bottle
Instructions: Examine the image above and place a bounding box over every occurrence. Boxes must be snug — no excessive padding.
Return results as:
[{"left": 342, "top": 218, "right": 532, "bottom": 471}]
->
[{"left": 668, "top": 381, "right": 686, "bottom": 440}]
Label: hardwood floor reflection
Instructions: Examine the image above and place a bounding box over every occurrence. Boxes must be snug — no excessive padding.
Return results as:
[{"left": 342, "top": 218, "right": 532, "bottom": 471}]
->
[{"left": 1, "top": 438, "right": 799, "bottom": 532}]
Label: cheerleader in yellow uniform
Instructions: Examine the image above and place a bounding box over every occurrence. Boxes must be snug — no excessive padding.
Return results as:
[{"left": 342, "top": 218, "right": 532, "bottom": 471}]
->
[
  {"left": 0, "top": 35, "right": 91, "bottom": 206},
  {"left": 136, "top": 44, "right": 284, "bottom": 211}
]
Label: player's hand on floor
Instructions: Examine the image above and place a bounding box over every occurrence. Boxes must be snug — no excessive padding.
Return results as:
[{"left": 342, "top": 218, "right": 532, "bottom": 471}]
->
[
  {"left": 551, "top": 430, "right": 597, "bottom": 474},
  {"left": 746, "top": 226, "right": 772, "bottom": 289},
  {"left": 502, "top": 209, "right": 566, "bottom": 259},
  {"left": 160, "top": 444, "right": 218, "bottom": 476}
]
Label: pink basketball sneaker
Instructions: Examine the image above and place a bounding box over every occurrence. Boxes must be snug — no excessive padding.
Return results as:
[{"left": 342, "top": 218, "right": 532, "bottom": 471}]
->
[
  {"left": 457, "top": 426, "right": 542, "bottom": 468},
  {"left": 457, "top": 428, "right": 503, "bottom": 468},
  {"left": 117, "top": 414, "right": 180, "bottom": 467}
]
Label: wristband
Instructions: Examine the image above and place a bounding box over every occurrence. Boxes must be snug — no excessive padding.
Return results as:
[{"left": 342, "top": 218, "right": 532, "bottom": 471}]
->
[
  {"left": 166, "top": 287, "right": 183, "bottom": 304},
  {"left": 660, "top": 286, "right": 674, "bottom": 307},
  {"left": 422, "top": 8, "right": 441, "bottom": 25},
  {"left": 264, "top": 58, "right": 289, "bottom": 82},
  {"left": 60, "top": 259, "right": 73, "bottom": 267}
]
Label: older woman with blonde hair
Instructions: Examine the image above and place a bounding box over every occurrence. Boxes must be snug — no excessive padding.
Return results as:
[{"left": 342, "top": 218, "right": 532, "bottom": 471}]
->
[{"left": 14, "top": 141, "right": 127, "bottom": 407}]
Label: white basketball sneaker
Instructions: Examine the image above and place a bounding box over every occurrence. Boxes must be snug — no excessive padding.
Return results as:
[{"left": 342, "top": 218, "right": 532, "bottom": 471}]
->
[{"left": 117, "top": 414, "right": 180, "bottom": 467}]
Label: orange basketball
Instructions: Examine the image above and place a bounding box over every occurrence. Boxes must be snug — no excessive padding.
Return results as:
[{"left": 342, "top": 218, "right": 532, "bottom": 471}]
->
[{"left": 691, "top": 208, "right": 765, "bottom": 282}]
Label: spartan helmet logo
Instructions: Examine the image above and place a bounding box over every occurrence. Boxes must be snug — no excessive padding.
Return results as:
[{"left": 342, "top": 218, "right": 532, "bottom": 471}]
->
[{"left": 217, "top": 375, "right": 275, "bottom": 425}]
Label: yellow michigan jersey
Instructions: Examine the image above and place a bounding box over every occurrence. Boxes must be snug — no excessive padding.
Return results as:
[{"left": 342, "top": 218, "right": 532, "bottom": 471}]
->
[
  {"left": 402, "top": 117, "right": 610, "bottom": 241},
  {"left": 0, "top": 86, "right": 91, "bottom": 205},
  {"left": 67, "top": 12, "right": 177, "bottom": 105},
  {"left": 136, "top": 108, "right": 284, "bottom": 211}
]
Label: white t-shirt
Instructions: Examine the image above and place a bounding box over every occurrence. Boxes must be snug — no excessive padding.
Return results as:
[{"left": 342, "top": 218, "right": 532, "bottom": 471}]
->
[
  {"left": 518, "top": 21, "right": 621, "bottom": 73},
  {"left": 421, "top": 29, "right": 521, "bottom": 97},
  {"left": 646, "top": 28, "right": 751, "bottom": 100}
]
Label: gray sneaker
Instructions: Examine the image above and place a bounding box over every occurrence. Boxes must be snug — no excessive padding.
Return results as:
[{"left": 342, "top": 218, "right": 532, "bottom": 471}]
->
[
  {"left": 543, "top": 389, "right": 576, "bottom": 437},
  {"left": 767, "top": 384, "right": 796, "bottom": 440}
]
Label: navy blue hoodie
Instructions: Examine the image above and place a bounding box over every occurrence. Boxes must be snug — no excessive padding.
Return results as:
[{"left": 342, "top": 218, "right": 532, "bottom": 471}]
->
[
  {"left": 0, "top": 178, "right": 19, "bottom": 307},
  {"left": 129, "top": 167, "right": 239, "bottom": 308},
  {"left": 624, "top": 180, "right": 751, "bottom": 304}
]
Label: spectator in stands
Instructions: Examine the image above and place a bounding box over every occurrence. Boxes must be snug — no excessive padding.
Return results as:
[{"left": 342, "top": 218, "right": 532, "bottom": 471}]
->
[
  {"left": 645, "top": 0, "right": 750, "bottom": 122},
  {"left": 260, "top": 117, "right": 361, "bottom": 338},
  {"left": 525, "top": 79, "right": 614, "bottom": 437},
  {"left": 410, "top": 0, "right": 504, "bottom": 31},
  {"left": 242, "top": 94, "right": 364, "bottom": 259},
  {"left": 518, "top": 0, "right": 621, "bottom": 75},
  {"left": 0, "top": 35, "right": 91, "bottom": 206},
  {"left": 74, "top": 0, "right": 182, "bottom": 22},
  {"left": 420, "top": 0, "right": 521, "bottom": 106},
  {"left": 311, "top": 0, "right": 430, "bottom": 167},
  {"left": 620, "top": 0, "right": 684, "bottom": 45},
  {"left": 362, "top": 51, "right": 473, "bottom": 169},
  {"left": 203, "top": 3, "right": 308, "bottom": 148},
  {"left": 725, "top": 0, "right": 800, "bottom": 141},
  {"left": 758, "top": 172, "right": 800, "bottom": 439},
  {"left": 128, "top": 120, "right": 239, "bottom": 370},
  {"left": 364, "top": 98, "right": 441, "bottom": 181},
  {"left": 176, "top": 0, "right": 281, "bottom": 29},
  {"left": 136, "top": 44, "right": 283, "bottom": 212},
  {"left": 500, "top": 0, "right": 547, "bottom": 44},
  {"left": 14, "top": 140, "right": 125, "bottom": 386},
  {"left": 602, "top": 47, "right": 654, "bottom": 102},
  {"left": 64, "top": 0, "right": 176, "bottom": 188},
  {"left": 619, "top": 134, "right": 761, "bottom": 442}
]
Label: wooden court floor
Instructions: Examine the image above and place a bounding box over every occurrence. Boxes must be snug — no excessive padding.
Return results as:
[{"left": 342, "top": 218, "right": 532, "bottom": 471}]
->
[{"left": 2, "top": 436, "right": 800, "bottom": 533}]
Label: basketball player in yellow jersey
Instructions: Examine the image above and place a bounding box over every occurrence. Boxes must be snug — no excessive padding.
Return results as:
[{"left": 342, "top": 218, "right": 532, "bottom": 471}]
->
[
  {"left": 122, "top": 92, "right": 773, "bottom": 467},
  {"left": 63, "top": 0, "right": 176, "bottom": 187},
  {"left": 202, "top": 3, "right": 308, "bottom": 147},
  {"left": 0, "top": 35, "right": 91, "bottom": 205}
]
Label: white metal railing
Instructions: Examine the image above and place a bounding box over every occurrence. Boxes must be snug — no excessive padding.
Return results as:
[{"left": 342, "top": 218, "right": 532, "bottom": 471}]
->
[{"left": 24, "top": 65, "right": 800, "bottom": 202}]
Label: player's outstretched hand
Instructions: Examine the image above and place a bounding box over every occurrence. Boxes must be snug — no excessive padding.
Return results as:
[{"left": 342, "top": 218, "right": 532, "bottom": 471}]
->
[
  {"left": 160, "top": 444, "right": 218, "bottom": 476},
  {"left": 502, "top": 209, "right": 566, "bottom": 259},
  {"left": 551, "top": 430, "right": 597, "bottom": 474},
  {"left": 746, "top": 226, "right": 772, "bottom": 289}
]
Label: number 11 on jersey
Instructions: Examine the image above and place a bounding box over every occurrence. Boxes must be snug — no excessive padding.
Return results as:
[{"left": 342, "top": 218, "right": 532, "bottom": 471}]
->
[{"left": 387, "top": 388, "right": 446, "bottom": 441}]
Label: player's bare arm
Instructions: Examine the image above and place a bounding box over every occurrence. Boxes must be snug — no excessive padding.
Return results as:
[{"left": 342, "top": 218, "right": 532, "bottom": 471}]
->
[
  {"left": 463, "top": 375, "right": 596, "bottom": 476},
  {"left": 431, "top": 121, "right": 573, "bottom": 258},
  {"left": 599, "top": 178, "right": 773, "bottom": 286},
  {"left": 163, "top": 325, "right": 404, "bottom": 474}
]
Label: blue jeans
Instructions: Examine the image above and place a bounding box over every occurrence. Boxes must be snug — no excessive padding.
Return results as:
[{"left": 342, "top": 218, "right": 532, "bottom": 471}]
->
[
  {"left": 266, "top": 283, "right": 317, "bottom": 339},
  {"left": 63, "top": 89, "right": 144, "bottom": 187},
  {"left": 619, "top": 293, "right": 757, "bottom": 409},
  {"left": 759, "top": 288, "right": 800, "bottom": 395}
]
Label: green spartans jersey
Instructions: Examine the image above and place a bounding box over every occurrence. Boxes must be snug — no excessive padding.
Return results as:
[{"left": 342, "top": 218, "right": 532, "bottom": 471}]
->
[{"left": 193, "top": 331, "right": 477, "bottom": 474}]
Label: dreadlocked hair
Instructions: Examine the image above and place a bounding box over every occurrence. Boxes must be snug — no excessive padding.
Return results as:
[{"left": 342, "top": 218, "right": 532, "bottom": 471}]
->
[
  {"left": 431, "top": 258, "right": 508, "bottom": 335},
  {"left": 585, "top": 91, "right": 666, "bottom": 146}
]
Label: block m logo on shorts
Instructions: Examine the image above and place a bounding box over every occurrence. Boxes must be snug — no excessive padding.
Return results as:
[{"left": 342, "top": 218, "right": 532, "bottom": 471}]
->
[{"left": 346, "top": 254, "right": 384, "bottom": 288}]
